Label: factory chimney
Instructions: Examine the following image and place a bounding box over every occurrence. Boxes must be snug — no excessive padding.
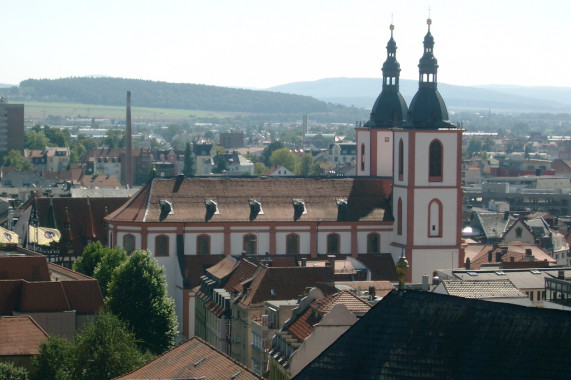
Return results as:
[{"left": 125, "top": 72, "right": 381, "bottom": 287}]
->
[{"left": 125, "top": 91, "right": 133, "bottom": 187}]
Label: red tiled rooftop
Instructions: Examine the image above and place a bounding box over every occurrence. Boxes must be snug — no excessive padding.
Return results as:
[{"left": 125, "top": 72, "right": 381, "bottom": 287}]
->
[
  {"left": 0, "top": 316, "right": 48, "bottom": 356},
  {"left": 117, "top": 336, "right": 262, "bottom": 379}
]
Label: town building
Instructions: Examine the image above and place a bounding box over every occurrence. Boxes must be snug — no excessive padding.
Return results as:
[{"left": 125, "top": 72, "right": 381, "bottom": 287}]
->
[
  {"left": 24, "top": 147, "right": 70, "bottom": 174},
  {"left": 0, "top": 316, "right": 48, "bottom": 373},
  {"left": 0, "top": 98, "right": 24, "bottom": 155}
]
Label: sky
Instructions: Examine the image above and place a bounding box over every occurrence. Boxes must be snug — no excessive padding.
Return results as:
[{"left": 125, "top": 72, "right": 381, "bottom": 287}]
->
[{"left": 2, "top": 0, "right": 571, "bottom": 89}]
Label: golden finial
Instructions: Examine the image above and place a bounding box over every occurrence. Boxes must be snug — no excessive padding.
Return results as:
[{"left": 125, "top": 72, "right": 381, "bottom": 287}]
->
[
  {"left": 427, "top": 6, "right": 432, "bottom": 27},
  {"left": 396, "top": 249, "right": 409, "bottom": 291}
]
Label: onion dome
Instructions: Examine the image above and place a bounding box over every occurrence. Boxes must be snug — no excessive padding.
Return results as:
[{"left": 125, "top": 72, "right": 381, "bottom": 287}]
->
[
  {"left": 365, "top": 24, "right": 408, "bottom": 129},
  {"left": 406, "top": 18, "right": 455, "bottom": 129}
]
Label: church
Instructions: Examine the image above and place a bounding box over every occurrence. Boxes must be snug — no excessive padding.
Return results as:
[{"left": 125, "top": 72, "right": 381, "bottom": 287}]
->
[{"left": 105, "top": 18, "right": 464, "bottom": 332}]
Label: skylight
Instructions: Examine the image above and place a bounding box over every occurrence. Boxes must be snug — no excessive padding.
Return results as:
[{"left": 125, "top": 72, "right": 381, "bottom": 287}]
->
[{"left": 467, "top": 271, "right": 478, "bottom": 276}]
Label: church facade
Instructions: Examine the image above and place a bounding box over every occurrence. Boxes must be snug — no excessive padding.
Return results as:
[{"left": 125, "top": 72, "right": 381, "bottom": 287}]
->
[{"left": 105, "top": 19, "right": 463, "bottom": 332}]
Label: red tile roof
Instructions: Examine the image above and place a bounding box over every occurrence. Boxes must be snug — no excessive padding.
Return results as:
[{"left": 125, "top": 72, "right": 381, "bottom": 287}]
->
[
  {"left": 465, "top": 243, "right": 556, "bottom": 270},
  {"left": 107, "top": 177, "right": 392, "bottom": 224},
  {"left": 60, "top": 280, "right": 104, "bottom": 313},
  {"left": 0, "top": 256, "right": 51, "bottom": 281},
  {"left": 335, "top": 281, "right": 395, "bottom": 298},
  {"left": 18, "top": 281, "right": 70, "bottom": 312},
  {"left": 223, "top": 259, "right": 258, "bottom": 295},
  {"left": 206, "top": 255, "right": 239, "bottom": 279},
  {"left": 0, "top": 316, "right": 48, "bottom": 356},
  {"left": 117, "top": 336, "right": 262, "bottom": 379}
]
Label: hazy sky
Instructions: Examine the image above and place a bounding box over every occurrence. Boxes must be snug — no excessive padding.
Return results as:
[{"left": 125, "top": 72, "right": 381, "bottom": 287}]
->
[{"left": 2, "top": 0, "right": 570, "bottom": 89}]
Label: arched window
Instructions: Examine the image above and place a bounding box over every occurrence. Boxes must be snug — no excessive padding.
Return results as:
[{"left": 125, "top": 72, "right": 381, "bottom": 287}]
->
[
  {"left": 360, "top": 143, "right": 365, "bottom": 171},
  {"left": 428, "top": 199, "right": 443, "bottom": 237},
  {"left": 123, "top": 234, "right": 135, "bottom": 254},
  {"left": 327, "top": 233, "right": 340, "bottom": 254},
  {"left": 398, "top": 139, "right": 404, "bottom": 180},
  {"left": 397, "top": 198, "right": 403, "bottom": 236},
  {"left": 243, "top": 234, "right": 257, "bottom": 255},
  {"left": 286, "top": 234, "right": 300, "bottom": 254},
  {"left": 197, "top": 235, "right": 210, "bottom": 255},
  {"left": 429, "top": 140, "right": 443, "bottom": 181},
  {"left": 367, "top": 233, "right": 380, "bottom": 253},
  {"left": 155, "top": 235, "right": 169, "bottom": 257}
]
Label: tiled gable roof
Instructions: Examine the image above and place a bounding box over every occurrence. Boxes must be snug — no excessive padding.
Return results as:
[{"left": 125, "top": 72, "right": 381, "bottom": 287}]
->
[
  {"left": 296, "top": 290, "right": 571, "bottom": 379},
  {"left": 60, "top": 280, "right": 104, "bottom": 313},
  {"left": 238, "top": 266, "right": 333, "bottom": 307},
  {"left": 0, "top": 256, "right": 51, "bottom": 281},
  {"left": 206, "top": 255, "right": 238, "bottom": 280},
  {"left": 117, "top": 336, "right": 262, "bottom": 379},
  {"left": 223, "top": 259, "right": 258, "bottom": 295},
  {"left": 288, "top": 291, "right": 371, "bottom": 341},
  {"left": 335, "top": 281, "right": 395, "bottom": 298},
  {"left": 183, "top": 255, "right": 226, "bottom": 289},
  {"left": 440, "top": 279, "right": 528, "bottom": 299},
  {"left": 466, "top": 243, "right": 556, "bottom": 270},
  {"left": 0, "top": 316, "right": 48, "bottom": 356},
  {"left": 107, "top": 177, "right": 391, "bottom": 224}
]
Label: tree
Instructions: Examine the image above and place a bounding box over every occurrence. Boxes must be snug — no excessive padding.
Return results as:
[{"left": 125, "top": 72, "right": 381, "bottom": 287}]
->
[
  {"left": 104, "top": 129, "right": 125, "bottom": 148},
  {"left": 71, "top": 312, "right": 147, "bottom": 380},
  {"left": 262, "top": 140, "right": 285, "bottom": 167},
  {"left": 0, "top": 362, "right": 29, "bottom": 380},
  {"left": 32, "top": 335, "right": 73, "bottom": 380},
  {"left": 183, "top": 142, "right": 194, "bottom": 176},
  {"left": 1, "top": 150, "right": 33, "bottom": 171},
  {"left": 107, "top": 250, "right": 178, "bottom": 355},
  {"left": 467, "top": 138, "right": 482, "bottom": 154},
  {"left": 24, "top": 131, "right": 50, "bottom": 150},
  {"left": 254, "top": 162, "right": 268, "bottom": 176},
  {"left": 297, "top": 153, "right": 313, "bottom": 176},
  {"left": 72, "top": 241, "right": 107, "bottom": 277},
  {"left": 93, "top": 246, "right": 128, "bottom": 298},
  {"left": 270, "top": 148, "right": 297, "bottom": 171}
]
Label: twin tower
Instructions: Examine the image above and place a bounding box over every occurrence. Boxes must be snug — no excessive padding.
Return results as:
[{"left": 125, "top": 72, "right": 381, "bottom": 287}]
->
[{"left": 356, "top": 19, "right": 464, "bottom": 282}]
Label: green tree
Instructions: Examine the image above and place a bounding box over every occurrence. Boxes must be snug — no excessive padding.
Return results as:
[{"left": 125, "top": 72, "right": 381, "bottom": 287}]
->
[
  {"left": 1, "top": 150, "right": 33, "bottom": 171},
  {"left": 254, "top": 162, "right": 268, "bottom": 176},
  {"left": 262, "top": 140, "right": 285, "bottom": 167},
  {"left": 72, "top": 312, "right": 147, "bottom": 380},
  {"left": 32, "top": 335, "right": 73, "bottom": 380},
  {"left": 297, "top": 153, "right": 313, "bottom": 176},
  {"left": 183, "top": 142, "right": 194, "bottom": 176},
  {"left": 104, "top": 129, "right": 125, "bottom": 148},
  {"left": 72, "top": 241, "right": 107, "bottom": 277},
  {"left": 270, "top": 148, "right": 297, "bottom": 171},
  {"left": 107, "top": 250, "right": 178, "bottom": 355},
  {"left": 93, "top": 246, "right": 128, "bottom": 298},
  {"left": 467, "top": 138, "right": 482, "bottom": 154},
  {"left": 24, "top": 131, "right": 50, "bottom": 150},
  {"left": 0, "top": 362, "right": 29, "bottom": 380},
  {"left": 309, "top": 162, "right": 322, "bottom": 176}
]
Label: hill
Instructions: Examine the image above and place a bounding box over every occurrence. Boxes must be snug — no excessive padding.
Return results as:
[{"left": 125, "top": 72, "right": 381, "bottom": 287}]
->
[
  {"left": 267, "top": 78, "right": 571, "bottom": 113},
  {"left": 0, "top": 77, "right": 368, "bottom": 123}
]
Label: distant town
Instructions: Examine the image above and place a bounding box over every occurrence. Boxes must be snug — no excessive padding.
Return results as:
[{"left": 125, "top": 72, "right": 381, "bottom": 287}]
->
[{"left": 0, "top": 19, "right": 570, "bottom": 380}]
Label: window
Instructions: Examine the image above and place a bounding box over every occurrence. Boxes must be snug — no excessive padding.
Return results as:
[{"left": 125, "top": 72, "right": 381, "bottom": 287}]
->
[
  {"left": 155, "top": 235, "right": 169, "bottom": 256},
  {"left": 123, "top": 234, "right": 135, "bottom": 254},
  {"left": 360, "top": 143, "right": 365, "bottom": 171},
  {"left": 397, "top": 198, "right": 403, "bottom": 236},
  {"left": 398, "top": 139, "right": 404, "bottom": 180},
  {"left": 243, "top": 234, "right": 257, "bottom": 255},
  {"left": 286, "top": 233, "right": 300, "bottom": 254},
  {"left": 515, "top": 227, "right": 523, "bottom": 238},
  {"left": 428, "top": 199, "right": 443, "bottom": 237},
  {"left": 197, "top": 235, "right": 210, "bottom": 255},
  {"left": 327, "top": 233, "right": 340, "bottom": 254},
  {"left": 429, "top": 140, "right": 443, "bottom": 181},
  {"left": 367, "top": 233, "right": 380, "bottom": 253}
]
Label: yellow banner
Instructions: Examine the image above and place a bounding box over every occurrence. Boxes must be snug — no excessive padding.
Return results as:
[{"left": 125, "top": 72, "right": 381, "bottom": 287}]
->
[
  {"left": 28, "top": 226, "right": 61, "bottom": 245},
  {"left": 0, "top": 226, "right": 18, "bottom": 244}
]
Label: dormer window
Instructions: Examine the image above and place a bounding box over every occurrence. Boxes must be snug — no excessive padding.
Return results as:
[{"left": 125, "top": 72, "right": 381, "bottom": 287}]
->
[
  {"left": 292, "top": 199, "right": 306, "bottom": 221},
  {"left": 249, "top": 199, "right": 263, "bottom": 221},
  {"left": 159, "top": 199, "right": 173, "bottom": 221},
  {"left": 205, "top": 199, "right": 218, "bottom": 221},
  {"left": 336, "top": 199, "right": 349, "bottom": 214}
]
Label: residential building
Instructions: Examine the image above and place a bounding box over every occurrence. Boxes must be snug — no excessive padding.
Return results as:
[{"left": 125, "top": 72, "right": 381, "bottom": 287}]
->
[
  {"left": 24, "top": 147, "right": 70, "bottom": 174},
  {"left": 328, "top": 143, "right": 356, "bottom": 167},
  {"left": 0, "top": 316, "right": 48, "bottom": 373},
  {"left": 0, "top": 98, "right": 24, "bottom": 154},
  {"left": 194, "top": 143, "right": 215, "bottom": 175},
  {"left": 220, "top": 132, "right": 245, "bottom": 149}
]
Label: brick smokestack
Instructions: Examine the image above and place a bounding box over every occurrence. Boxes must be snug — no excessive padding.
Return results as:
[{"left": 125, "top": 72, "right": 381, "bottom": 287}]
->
[{"left": 125, "top": 91, "right": 132, "bottom": 187}]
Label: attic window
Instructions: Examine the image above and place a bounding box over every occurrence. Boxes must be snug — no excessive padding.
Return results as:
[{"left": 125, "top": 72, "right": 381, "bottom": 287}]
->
[
  {"left": 249, "top": 199, "right": 263, "bottom": 221},
  {"left": 495, "top": 271, "right": 506, "bottom": 276},
  {"left": 193, "top": 357, "right": 206, "bottom": 367}
]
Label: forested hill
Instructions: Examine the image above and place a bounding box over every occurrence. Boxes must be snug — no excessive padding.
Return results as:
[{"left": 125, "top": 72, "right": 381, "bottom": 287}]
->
[{"left": 12, "top": 77, "right": 339, "bottom": 114}]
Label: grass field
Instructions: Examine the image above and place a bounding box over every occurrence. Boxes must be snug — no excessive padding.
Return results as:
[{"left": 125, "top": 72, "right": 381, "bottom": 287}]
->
[{"left": 21, "top": 101, "right": 229, "bottom": 121}]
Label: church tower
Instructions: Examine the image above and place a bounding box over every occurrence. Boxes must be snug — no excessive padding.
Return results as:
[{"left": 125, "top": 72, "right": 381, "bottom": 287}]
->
[
  {"left": 356, "top": 24, "right": 408, "bottom": 177},
  {"left": 391, "top": 18, "right": 464, "bottom": 282}
]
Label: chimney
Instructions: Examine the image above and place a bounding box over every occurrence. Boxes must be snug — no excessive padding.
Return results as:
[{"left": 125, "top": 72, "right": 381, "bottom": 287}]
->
[
  {"left": 525, "top": 248, "right": 533, "bottom": 256},
  {"left": 368, "top": 286, "right": 376, "bottom": 299},
  {"left": 301, "top": 258, "right": 307, "bottom": 267},
  {"left": 327, "top": 255, "right": 336, "bottom": 271},
  {"left": 422, "top": 274, "right": 429, "bottom": 291},
  {"left": 558, "top": 270, "right": 564, "bottom": 279},
  {"left": 125, "top": 91, "right": 133, "bottom": 188},
  {"left": 504, "top": 211, "right": 510, "bottom": 220},
  {"left": 465, "top": 257, "right": 471, "bottom": 270}
]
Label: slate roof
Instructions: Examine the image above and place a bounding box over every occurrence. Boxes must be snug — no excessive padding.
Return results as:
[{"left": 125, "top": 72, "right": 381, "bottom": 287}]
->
[
  {"left": 295, "top": 290, "right": 571, "bottom": 379},
  {"left": 117, "top": 336, "right": 262, "bottom": 379},
  {"left": 0, "top": 316, "right": 48, "bottom": 356},
  {"left": 438, "top": 279, "right": 528, "bottom": 299},
  {"left": 106, "top": 177, "right": 392, "bottom": 223}
]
